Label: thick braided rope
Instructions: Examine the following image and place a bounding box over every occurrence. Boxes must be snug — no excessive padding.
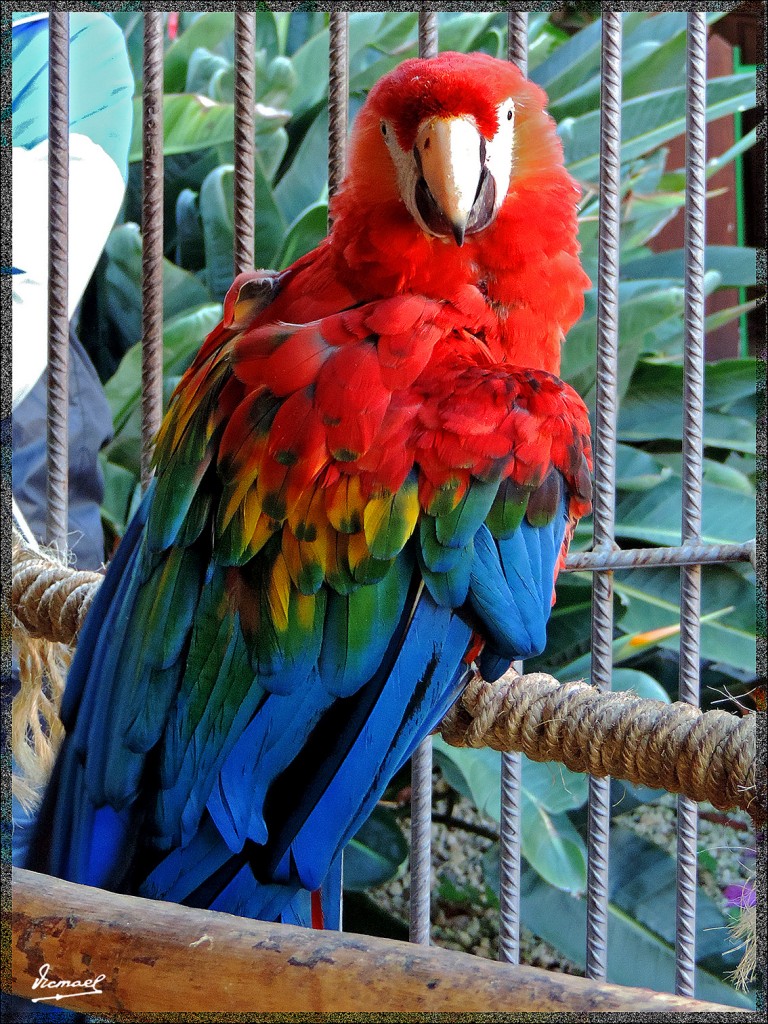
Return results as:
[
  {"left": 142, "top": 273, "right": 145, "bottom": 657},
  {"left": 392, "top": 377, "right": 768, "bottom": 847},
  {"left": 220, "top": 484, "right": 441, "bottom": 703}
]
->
[
  {"left": 440, "top": 672, "right": 761, "bottom": 824},
  {"left": 12, "top": 535, "right": 103, "bottom": 645},
  {"left": 11, "top": 534, "right": 761, "bottom": 823}
]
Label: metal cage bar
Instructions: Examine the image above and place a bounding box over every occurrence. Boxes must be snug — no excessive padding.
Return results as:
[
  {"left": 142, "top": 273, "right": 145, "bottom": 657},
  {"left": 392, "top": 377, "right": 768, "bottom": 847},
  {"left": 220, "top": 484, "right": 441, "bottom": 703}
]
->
[
  {"left": 407, "top": 9, "right": 440, "bottom": 948},
  {"left": 498, "top": 9, "right": 529, "bottom": 969},
  {"left": 234, "top": 11, "right": 256, "bottom": 276},
  {"left": 140, "top": 13, "right": 165, "bottom": 490},
  {"left": 34, "top": 9, "right": 758, "bottom": 1003},
  {"left": 46, "top": 11, "right": 70, "bottom": 549},
  {"left": 326, "top": 9, "right": 350, "bottom": 926},
  {"left": 418, "top": 12, "right": 439, "bottom": 61},
  {"left": 328, "top": 12, "right": 350, "bottom": 202},
  {"left": 585, "top": 9, "right": 623, "bottom": 982},
  {"left": 675, "top": 11, "right": 708, "bottom": 998}
]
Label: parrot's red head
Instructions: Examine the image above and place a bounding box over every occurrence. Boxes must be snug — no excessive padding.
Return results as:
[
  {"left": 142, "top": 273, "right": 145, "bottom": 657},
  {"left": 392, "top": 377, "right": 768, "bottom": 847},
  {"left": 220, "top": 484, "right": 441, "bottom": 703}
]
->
[
  {"left": 334, "top": 51, "right": 568, "bottom": 248},
  {"left": 321, "top": 51, "right": 588, "bottom": 372}
]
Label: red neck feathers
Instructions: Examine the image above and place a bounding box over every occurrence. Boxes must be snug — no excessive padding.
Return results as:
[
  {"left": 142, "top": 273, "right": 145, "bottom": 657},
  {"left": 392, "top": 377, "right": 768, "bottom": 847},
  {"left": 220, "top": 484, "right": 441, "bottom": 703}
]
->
[{"left": 326, "top": 53, "right": 590, "bottom": 376}]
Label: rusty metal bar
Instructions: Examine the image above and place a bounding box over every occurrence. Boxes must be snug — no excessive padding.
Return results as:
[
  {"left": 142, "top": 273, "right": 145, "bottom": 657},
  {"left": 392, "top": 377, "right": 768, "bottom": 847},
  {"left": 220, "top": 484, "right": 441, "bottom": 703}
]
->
[
  {"left": 498, "top": 11, "right": 528, "bottom": 967},
  {"left": 565, "top": 540, "right": 755, "bottom": 572},
  {"left": 418, "top": 12, "right": 438, "bottom": 60},
  {"left": 585, "top": 9, "right": 623, "bottom": 982},
  {"left": 46, "top": 11, "right": 70, "bottom": 550},
  {"left": 328, "top": 11, "right": 349, "bottom": 201},
  {"left": 140, "top": 13, "right": 165, "bottom": 491},
  {"left": 409, "top": 12, "right": 439, "bottom": 948},
  {"left": 507, "top": 11, "right": 528, "bottom": 74},
  {"left": 675, "top": 11, "right": 708, "bottom": 999},
  {"left": 234, "top": 11, "right": 256, "bottom": 276}
]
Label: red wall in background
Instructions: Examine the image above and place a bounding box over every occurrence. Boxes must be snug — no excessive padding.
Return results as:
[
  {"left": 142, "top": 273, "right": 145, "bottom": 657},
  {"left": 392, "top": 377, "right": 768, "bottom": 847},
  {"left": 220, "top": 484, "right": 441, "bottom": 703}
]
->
[{"left": 649, "top": 8, "right": 764, "bottom": 360}]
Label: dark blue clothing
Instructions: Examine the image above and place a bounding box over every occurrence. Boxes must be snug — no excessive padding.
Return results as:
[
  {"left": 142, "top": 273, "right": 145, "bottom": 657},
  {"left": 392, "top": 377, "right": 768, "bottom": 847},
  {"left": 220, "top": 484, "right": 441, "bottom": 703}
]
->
[{"left": 13, "top": 328, "right": 113, "bottom": 570}]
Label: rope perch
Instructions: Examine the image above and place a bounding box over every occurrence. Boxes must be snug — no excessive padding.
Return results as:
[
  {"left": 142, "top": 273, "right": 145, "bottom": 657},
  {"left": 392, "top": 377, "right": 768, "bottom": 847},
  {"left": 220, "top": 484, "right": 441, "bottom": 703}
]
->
[
  {"left": 12, "top": 540, "right": 103, "bottom": 645},
  {"left": 11, "top": 530, "right": 762, "bottom": 824},
  {"left": 440, "top": 673, "right": 760, "bottom": 824}
]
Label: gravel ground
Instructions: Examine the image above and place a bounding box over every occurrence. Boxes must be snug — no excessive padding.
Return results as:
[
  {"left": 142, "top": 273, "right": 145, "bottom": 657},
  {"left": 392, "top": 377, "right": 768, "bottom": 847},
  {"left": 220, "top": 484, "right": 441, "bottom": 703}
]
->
[{"left": 375, "top": 773, "right": 756, "bottom": 981}]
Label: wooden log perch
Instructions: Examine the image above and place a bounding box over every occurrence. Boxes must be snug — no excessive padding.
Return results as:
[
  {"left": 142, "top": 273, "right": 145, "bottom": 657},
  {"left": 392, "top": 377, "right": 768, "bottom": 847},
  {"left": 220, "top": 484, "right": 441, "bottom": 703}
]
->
[{"left": 8, "top": 868, "right": 750, "bottom": 1015}]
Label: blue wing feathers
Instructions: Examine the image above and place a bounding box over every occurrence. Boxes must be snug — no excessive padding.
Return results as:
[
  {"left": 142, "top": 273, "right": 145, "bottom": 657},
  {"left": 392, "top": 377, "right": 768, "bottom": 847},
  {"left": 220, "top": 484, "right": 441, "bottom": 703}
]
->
[{"left": 26, "top": 464, "right": 574, "bottom": 926}]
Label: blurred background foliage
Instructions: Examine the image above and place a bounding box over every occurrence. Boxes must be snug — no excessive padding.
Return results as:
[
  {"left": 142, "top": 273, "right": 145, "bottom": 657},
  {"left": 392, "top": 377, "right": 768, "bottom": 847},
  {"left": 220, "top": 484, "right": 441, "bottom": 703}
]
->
[{"left": 77, "top": 11, "right": 758, "bottom": 1007}]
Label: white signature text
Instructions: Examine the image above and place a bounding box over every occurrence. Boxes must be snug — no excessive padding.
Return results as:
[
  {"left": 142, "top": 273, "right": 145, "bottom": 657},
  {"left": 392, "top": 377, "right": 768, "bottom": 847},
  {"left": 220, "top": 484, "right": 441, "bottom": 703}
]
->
[{"left": 31, "top": 962, "right": 106, "bottom": 1002}]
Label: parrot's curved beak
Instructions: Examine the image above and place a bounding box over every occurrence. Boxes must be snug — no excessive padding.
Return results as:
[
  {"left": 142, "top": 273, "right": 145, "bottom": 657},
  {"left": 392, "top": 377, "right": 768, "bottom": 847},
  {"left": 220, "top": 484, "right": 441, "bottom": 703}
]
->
[{"left": 413, "top": 117, "right": 496, "bottom": 246}]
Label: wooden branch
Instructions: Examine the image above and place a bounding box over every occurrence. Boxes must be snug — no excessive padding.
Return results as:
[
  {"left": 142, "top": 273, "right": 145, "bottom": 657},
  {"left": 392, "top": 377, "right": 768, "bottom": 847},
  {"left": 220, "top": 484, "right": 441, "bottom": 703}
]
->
[{"left": 9, "top": 868, "right": 749, "bottom": 1015}]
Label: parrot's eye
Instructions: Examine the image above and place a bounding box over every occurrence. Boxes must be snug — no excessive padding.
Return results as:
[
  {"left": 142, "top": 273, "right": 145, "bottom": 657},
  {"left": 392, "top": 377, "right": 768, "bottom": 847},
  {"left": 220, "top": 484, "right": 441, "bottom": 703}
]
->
[
  {"left": 507, "top": 109, "right": 513, "bottom": 121},
  {"left": 380, "top": 122, "right": 387, "bottom": 136}
]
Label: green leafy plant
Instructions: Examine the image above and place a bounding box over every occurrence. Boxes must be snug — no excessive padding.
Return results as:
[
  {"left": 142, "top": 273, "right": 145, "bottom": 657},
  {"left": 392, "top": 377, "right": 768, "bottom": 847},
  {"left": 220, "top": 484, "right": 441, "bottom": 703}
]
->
[{"left": 82, "top": 11, "right": 758, "bottom": 1006}]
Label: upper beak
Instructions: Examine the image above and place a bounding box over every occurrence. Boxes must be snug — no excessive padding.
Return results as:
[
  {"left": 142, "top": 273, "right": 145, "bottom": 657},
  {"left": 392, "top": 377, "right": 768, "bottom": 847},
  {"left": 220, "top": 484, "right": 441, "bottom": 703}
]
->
[{"left": 414, "top": 117, "right": 484, "bottom": 246}]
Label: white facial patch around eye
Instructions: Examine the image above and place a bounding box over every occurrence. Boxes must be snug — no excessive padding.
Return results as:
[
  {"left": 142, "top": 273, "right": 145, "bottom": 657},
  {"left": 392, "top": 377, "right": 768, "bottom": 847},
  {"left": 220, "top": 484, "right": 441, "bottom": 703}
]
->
[
  {"left": 483, "top": 99, "right": 515, "bottom": 217},
  {"left": 380, "top": 119, "right": 428, "bottom": 231},
  {"left": 379, "top": 98, "right": 516, "bottom": 239}
]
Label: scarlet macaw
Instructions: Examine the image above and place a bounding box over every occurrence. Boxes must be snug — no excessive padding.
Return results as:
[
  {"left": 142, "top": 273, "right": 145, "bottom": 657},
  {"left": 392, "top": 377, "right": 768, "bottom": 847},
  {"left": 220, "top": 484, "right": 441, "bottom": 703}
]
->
[{"left": 26, "top": 52, "right": 592, "bottom": 929}]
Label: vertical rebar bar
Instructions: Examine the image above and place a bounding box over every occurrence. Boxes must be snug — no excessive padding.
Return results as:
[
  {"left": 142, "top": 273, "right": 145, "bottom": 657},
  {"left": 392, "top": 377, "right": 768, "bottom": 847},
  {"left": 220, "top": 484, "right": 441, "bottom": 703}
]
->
[
  {"left": 499, "top": 735, "right": 522, "bottom": 965},
  {"left": 328, "top": 12, "right": 349, "bottom": 202},
  {"left": 418, "top": 12, "right": 438, "bottom": 60},
  {"left": 46, "top": 11, "right": 70, "bottom": 550},
  {"left": 498, "top": 12, "right": 528, "bottom": 967},
  {"left": 585, "top": 9, "right": 622, "bottom": 982},
  {"left": 234, "top": 11, "right": 256, "bottom": 276},
  {"left": 409, "top": 739, "right": 433, "bottom": 945},
  {"left": 675, "top": 11, "right": 707, "bottom": 999},
  {"left": 408, "top": 13, "right": 439, "bottom": 947},
  {"left": 140, "top": 13, "right": 165, "bottom": 491},
  {"left": 507, "top": 11, "right": 528, "bottom": 74}
]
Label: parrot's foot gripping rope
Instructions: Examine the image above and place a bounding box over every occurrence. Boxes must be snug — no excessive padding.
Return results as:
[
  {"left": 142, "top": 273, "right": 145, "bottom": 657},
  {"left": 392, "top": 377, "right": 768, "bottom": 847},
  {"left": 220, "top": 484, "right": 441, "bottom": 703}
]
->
[{"left": 440, "top": 670, "right": 762, "bottom": 825}]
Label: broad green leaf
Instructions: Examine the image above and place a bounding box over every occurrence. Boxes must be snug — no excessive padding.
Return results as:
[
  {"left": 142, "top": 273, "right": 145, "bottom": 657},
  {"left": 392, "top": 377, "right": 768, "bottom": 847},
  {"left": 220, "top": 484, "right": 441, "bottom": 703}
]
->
[
  {"left": 104, "top": 223, "right": 211, "bottom": 351},
  {"left": 615, "top": 566, "right": 756, "bottom": 674},
  {"left": 185, "top": 47, "right": 231, "bottom": 98},
  {"left": 622, "top": 247, "right": 757, "bottom": 288},
  {"left": 611, "top": 668, "right": 671, "bottom": 704},
  {"left": 163, "top": 12, "right": 235, "bottom": 93},
  {"left": 433, "top": 739, "right": 588, "bottom": 821},
  {"left": 618, "top": 359, "right": 757, "bottom": 451},
  {"left": 128, "top": 94, "right": 290, "bottom": 163},
  {"left": 614, "top": 477, "right": 755, "bottom": 546},
  {"left": 507, "top": 861, "right": 754, "bottom": 1008},
  {"left": 554, "top": 604, "right": 742, "bottom": 681},
  {"left": 99, "top": 457, "right": 141, "bottom": 538},
  {"left": 104, "top": 302, "right": 222, "bottom": 437},
  {"left": 175, "top": 188, "right": 205, "bottom": 271},
  {"left": 345, "top": 806, "right": 408, "bottom": 891},
  {"left": 199, "top": 166, "right": 236, "bottom": 300},
  {"left": 562, "top": 283, "right": 691, "bottom": 411},
  {"left": 561, "top": 74, "right": 756, "bottom": 182},
  {"left": 290, "top": 13, "right": 392, "bottom": 118},
  {"left": 12, "top": 12, "right": 134, "bottom": 177},
  {"left": 655, "top": 454, "right": 755, "bottom": 497},
  {"left": 277, "top": 201, "right": 328, "bottom": 269},
  {"left": 433, "top": 739, "right": 588, "bottom": 892},
  {"left": 198, "top": 163, "right": 285, "bottom": 298},
  {"left": 435, "top": 13, "right": 501, "bottom": 55},
  {"left": 615, "top": 444, "right": 672, "bottom": 492},
  {"left": 520, "top": 805, "right": 587, "bottom": 894},
  {"left": 274, "top": 109, "right": 329, "bottom": 223},
  {"left": 547, "top": 10, "right": 711, "bottom": 122},
  {"left": 660, "top": 126, "right": 759, "bottom": 191},
  {"left": 532, "top": 13, "right": 646, "bottom": 101}
]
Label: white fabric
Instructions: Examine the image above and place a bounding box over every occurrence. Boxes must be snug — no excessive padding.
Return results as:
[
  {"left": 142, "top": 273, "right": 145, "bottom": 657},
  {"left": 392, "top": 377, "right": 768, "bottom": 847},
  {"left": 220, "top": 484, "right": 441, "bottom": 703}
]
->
[{"left": 12, "top": 134, "right": 126, "bottom": 407}]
